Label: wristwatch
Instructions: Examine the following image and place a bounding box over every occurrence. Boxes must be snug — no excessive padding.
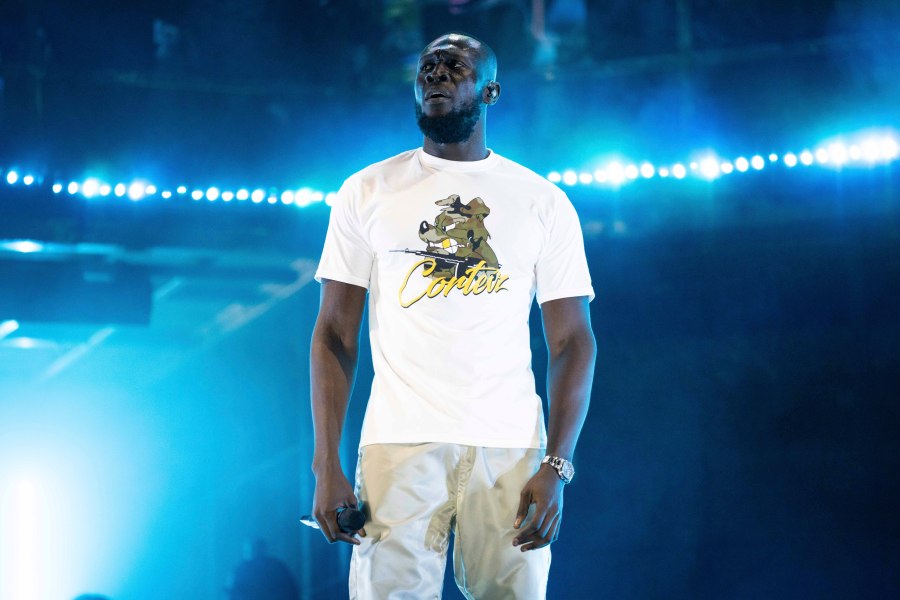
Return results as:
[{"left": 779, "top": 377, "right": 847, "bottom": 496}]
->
[{"left": 541, "top": 455, "right": 575, "bottom": 484}]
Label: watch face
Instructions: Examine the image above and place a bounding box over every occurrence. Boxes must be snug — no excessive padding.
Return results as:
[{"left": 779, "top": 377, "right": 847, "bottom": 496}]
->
[{"left": 561, "top": 461, "right": 575, "bottom": 482}]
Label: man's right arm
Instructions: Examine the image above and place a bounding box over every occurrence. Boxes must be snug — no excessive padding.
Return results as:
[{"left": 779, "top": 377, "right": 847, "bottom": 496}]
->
[{"left": 310, "top": 279, "right": 368, "bottom": 544}]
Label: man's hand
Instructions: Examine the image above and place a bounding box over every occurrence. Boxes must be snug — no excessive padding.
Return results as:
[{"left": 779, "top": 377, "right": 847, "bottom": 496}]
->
[
  {"left": 512, "top": 465, "right": 564, "bottom": 551},
  {"left": 312, "top": 467, "right": 366, "bottom": 545}
]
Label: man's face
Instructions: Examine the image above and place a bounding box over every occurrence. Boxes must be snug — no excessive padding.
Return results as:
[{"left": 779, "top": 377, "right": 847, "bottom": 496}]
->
[{"left": 415, "top": 35, "right": 487, "bottom": 143}]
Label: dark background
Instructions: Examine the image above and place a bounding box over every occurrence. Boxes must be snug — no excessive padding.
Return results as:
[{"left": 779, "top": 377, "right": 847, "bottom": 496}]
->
[{"left": 0, "top": 1, "right": 898, "bottom": 598}]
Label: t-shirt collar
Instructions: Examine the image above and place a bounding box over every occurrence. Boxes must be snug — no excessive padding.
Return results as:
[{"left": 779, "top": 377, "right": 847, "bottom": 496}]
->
[{"left": 417, "top": 147, "right": 499, "bottom": 172}]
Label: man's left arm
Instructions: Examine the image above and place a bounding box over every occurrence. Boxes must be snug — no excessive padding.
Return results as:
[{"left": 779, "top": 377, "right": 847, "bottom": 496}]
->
[{"left": 513, "top": 295, "right": 596, "bottom": 551}]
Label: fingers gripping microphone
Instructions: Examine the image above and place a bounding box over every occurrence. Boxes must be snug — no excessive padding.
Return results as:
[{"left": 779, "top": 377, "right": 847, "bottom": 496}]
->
[{"left": 336, "top": 507, "right": 366, "bottom": 533}]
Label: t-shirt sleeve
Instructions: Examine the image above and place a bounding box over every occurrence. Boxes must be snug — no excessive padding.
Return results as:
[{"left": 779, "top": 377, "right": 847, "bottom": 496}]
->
[
  {"left": 535, "top": 192, "right": 595, "bottom": 305},
  {"left": 314, "top": 177, "right": 373, "bottom": 289}
]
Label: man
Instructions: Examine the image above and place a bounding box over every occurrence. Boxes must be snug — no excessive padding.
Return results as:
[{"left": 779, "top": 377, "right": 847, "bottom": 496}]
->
[{"left": 311, "top": 32, "right": 596, "bottom": 599}]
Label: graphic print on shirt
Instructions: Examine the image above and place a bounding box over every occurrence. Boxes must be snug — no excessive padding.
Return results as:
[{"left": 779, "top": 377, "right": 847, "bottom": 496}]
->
[{"left": 394, "top": 194, "right": 510, "bottom": 308}]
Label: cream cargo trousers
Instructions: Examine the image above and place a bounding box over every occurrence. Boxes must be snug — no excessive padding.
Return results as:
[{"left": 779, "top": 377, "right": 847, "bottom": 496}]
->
[{"left": 349, "top": 443, "right": 551, "bottom": 600}]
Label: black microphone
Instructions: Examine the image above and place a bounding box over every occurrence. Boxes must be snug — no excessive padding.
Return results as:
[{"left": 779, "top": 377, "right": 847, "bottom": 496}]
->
[{"left": 336, "top": 506, "right": 366, "bottom": 533}]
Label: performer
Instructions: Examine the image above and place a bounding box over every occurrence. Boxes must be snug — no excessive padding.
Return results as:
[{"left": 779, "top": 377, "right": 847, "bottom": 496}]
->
[{"left": 310, "top": 32, "right": 596, "bottom": 599}]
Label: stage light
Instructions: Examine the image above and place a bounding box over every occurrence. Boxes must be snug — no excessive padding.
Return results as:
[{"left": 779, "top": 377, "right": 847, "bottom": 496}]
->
[
  {"left": 800, "top": 150, "right": 814, "bottom": 165},
  {"left": 593, "top": 169, "right": 607, "bottom": 183},
  {"left": 52, "top": 183, "right": 63, "bottom": 193},
  {"left": 607, "top": 161, "right": 625, "bottom": 185},
  {"left": 325, "top": 192, "right": 338, "bottom": 207},
  {"left": 251, "top": 189, "right": 265, "bottom": 203},
  {"left": 295, "top": 188, "right": 315, "bottom": 207},
  {"left": 547, "top": 171, "right": 561, "bottom": 183},
  {"left": 145, "top": 184, "right": 157, "bottom": 195},
  {"left": 769, "top": 153, "right": 779, "bottom": 162},
  {"left": 267, "top": 195, "right": 278, "bottom": 204},
  {"left": 128, "top": 182, "right": 146, "bottom": 201},
  {"left": 640, "top": 163, "right": 655, "bottom": 178},
  {"left": 161, "top": 190, "right": 172, "bottom": 199},
  {"left": 700, "top": 157, "right": 720, "bottom": 179},
  {"left": 751, "top": 155, "right": 765, "bottom": 170},
  {"left": 100, "top": 184, "right": 112, "bottom": 196},
  {"left": 0, "top": 319, "right": 20, "bottom": 339},
  {"left": 205, "top": 187, "right": 219, "bottom": 201},
  {"left": 735, "top": 157, "right": 749, "bottom": 172},
  {"left": 177, "top": 185, "right": 187, "bottom": 195},
  {"left": 721, "top": 162, "right": 734, "bottom": 174},
  {"left": 882, "top": 136, "right": 898, "bottom": 160},
  {"left": 6, "top": 170, "right": 18, "bottom": 184},
  {"left": 849, "top": 145, "right": 862, "bottom": 160},
  {"left": 658, "top": 167, "right": 670, "bottom": 178},
  {"left": 66, "top": 182, "right": 78, "bottom": 195},
  {"left": 24, "top": 175, "right": 35, "bottom": 185},
  {"left": 689, "top": 162, "right": 698, "bottom": 171},
  {"left": 280, "top": 190, "right": 294, "bottom": 205},
  {"left": 221, "top": 191, "right": 234, "bottom": 202},
  {"left": 829, "top": 143, "right": 848, "bottom": 166},
  {"left": 578, "top": 172, "right": 593, "bottom": 185},
  {"left": 191, "top": 190, "right": 203, "bottom": 200},
  {"left": 815, "top": 148, "right": 829, "bottom": 164},
  {"left": 311, "top": 191, "right": 324, "bottom": 202},
  {"left": 81, "top": 178, "right": 100, "bottom": 198},
  {"left": 672, "top": 163, "right": 686, "bottom": 179},
  {"left": 562, "top": 170, "right": 577, "bottom": 186},
  {"left": 3, "top": 240, "right": 44, "bottom": 253},
  {"left": 624, "top": 164, "right": 639, "bottom": 180},
  {"left": 114, "top": 183, "right": 127, "bottom": 197},
  {"left": 784, "top": 153, "right": 798, "bottom": 167},
  {"left": 236, "top": 189, "right": 250, "bottom": 201}
]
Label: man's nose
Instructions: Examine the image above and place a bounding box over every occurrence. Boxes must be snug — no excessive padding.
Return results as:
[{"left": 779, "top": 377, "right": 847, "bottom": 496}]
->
[{"left": 425, "top": 64, "right": 450, "bottom": 83}]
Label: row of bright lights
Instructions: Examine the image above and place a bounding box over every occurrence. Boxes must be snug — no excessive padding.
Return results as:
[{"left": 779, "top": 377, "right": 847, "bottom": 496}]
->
[
  {"left": 547, "top": 135, "right": 899, "bottom": 187},
  {"left": 2, "top": 134, "right": 897, "bottom": 203}
]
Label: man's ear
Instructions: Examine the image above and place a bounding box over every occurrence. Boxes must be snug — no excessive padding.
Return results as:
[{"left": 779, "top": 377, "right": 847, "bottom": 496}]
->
[{"left": 483, "top": 81, "right": 501, "bottom": 105}]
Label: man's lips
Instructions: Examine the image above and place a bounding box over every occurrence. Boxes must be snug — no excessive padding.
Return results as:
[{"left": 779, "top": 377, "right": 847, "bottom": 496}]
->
[{"left": 425, "top": 89, "right": 451, "bottom": 100}]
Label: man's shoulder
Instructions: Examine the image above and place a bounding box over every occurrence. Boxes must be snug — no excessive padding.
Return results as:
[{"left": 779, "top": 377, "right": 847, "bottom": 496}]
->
[{"left": 345, "top": 149, "right": 419, "bottom": 184}]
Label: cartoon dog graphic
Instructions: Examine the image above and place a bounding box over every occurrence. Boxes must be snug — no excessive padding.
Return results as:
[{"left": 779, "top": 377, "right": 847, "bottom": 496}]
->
[{"left": 417, "top": 195, "right": 499, "bottom": 278}]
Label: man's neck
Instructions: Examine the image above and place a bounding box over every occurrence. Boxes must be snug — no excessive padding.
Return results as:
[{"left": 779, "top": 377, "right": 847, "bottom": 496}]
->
[{"left": 422, "top": 128, "right": 489, "bottom": 162}]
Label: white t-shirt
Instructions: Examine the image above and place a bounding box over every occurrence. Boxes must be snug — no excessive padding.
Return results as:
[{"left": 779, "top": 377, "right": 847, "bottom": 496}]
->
[{"left": 316, "top": 148, "right": 594, "bottom": 449}]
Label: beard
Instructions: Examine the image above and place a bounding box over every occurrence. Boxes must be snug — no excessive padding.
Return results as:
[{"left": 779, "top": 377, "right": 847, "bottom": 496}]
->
[{"left": 415, "top": 98, "right": 481, "bottom": 144}]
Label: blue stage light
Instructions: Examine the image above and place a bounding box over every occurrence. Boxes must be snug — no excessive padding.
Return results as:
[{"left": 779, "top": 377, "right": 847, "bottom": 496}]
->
[
  {"left": 658, "top": 167, "right": 670, "bottom": 178},
  {"left": 578, "top": 172, "right": 593, "bottom": 185},
  {"left": 325, "top": 192, "right": 338, "bottom": 207},
  {"left": 114, "top": 184, "right": 127, "bottom": 197},
  {"left": 607, "top": 161, "right": 625, "bottom": 185},
  {"left": 161, "top": 190, "right": 172, "bottom": 199},
  {"left": 3, "top": 240, "right": 44, "bottom": 253},
  {"left": 205, "top": 187, "right": 220, "bottom": 201},
  {"left": 67, "top": 182, "right": 79, "bottom": 195},
  {"left": 562, "top": 170, "right": 577, "bottom": 186},
  {"left": 177, "top": 185, "right": 187, "bottom": 195},
  {"left": 751, "top": 155, "right": 765, "bottom": 170},
  {"left": 700, "top": 157, "right": 720, "bottom": 179},
  {"left": 6, "top": 171, "right": 18, "bottom": 184},
  {"left": 52, "top": 183, "right": 63, "bottom": 193},
  {"left": 769, "top": 153, "right": 779, "bottom": 162},
  {"left": 815, "top": 148, "right": 829, "bottom": 164},
  {"left": 128, "top": 182, "right": 146, "bottom": 201},
  {"left": 100, "top": 184, "right": 112, "bottom": 196},
  {"left": 735, "top": 157, "right": 749, "bottom": 172},
  {"left": 547, "top": 171, "right": 561, "bottom": 183},
  {"left": 236, "top": 189, "right": 250, "bottom": 201},
  {"left": 0, "top": 319, "right": 20, "bottom": 339},
  {"left": 251, "top": 189, "right": 265, "bottom": 203},
  {"left": 672, "top": 163, "right": 686, "bottom": 179},
  {"left": 882, "top": 136, "right": 899, "bottom": 160},
  {"left": 625, "top": 164, "right": 639, "bottom": 180},
  {"left": 593, "top": 169, "right": 607, "bottom": 183},
  {"left": 145, "top": 184, "right": 157, "bottom": 196},
  {"left": 640, "top": 163, "right": 655, "bottom": 178},
  {"left": 800, "top": 150, "right": 814, "bottom": 166},
  {"left": 191, "top": 190, "right": 203, "bottom": 200},
  {"left": 721, "top": 162, "right": 734, "bottom": 174},
  {"left": 784, "top": 153, "right": 798, "bottom": 167},
  {"left": 221, "top": 191, "right": 234, "bottom": 202},
  {"left": 267, "top": 195, "right": 278, "bottom": 204},
  {"left": 81, "top": 178, "right": 100, "bottom": 198},
  {"left": 280, "top": 190, "right": 295, "bottom": 205},
  {"left": 311, "top": 191, "right": 324, "bottom": 202}
]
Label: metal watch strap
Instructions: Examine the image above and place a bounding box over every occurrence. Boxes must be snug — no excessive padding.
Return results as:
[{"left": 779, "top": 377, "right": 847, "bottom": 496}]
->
[{"left": 541, "top": 455, "right": 574, "bottom": 483}]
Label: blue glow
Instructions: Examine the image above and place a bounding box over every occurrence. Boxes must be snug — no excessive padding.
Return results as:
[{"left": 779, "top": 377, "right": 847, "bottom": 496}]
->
[
  {"left": 177, "top": 185, "right": 187, "bottom": 195},
  {"left": 640, "top": 163, "right": 655, "bottom": 179},
  {"left": 221, "top": 191, "right": 234, "bottom": 202},
  {"left": 672, "top": 164, "right": 687, "bottom": 179},
  {"left": 593, "top": 169, "right": 607, "bottom": 183},
  {"left": 700, "top": 157, "right": 720, "bottom": 179},
  {"left": 191, "top": 190, "right": 204, "bottom": 201},
  {"left": 236, "top": 189, "right": 250, "bottom": 201},
  {"left": 6, "top": 171, "right": 18, "bottom": 184},
  {"left": 52, "top": 183, "right": 63, "bottom": 194},
  {"left": 81, "top": 178, "right": 100, "bottom": 198},
  {"left": 562, "top": 170, "right": 577, "bottom": 186},
  {"left": 325, "top": 192, "right": 338, "bottom": 207},
  {"left": 658, "top": 167, "right": 670, "bottom": 178},
  {"left": 815, "top": 148, "right": 829, "bottom": 164},
  {"left": 607, "top": 162, "right": 625, "bottom": 185},
  {"left": 547, "top": 171, "right": 561, "bottom": 183},
  {"left": 828, "top": 143, "right": 848, "bottom": 166},
  {"left": 67, "top": 182, "right": 79, "bottom": 195},
  {"left": 251, "top": 189, "right": 265, "bottom": 203},
  {"left": 0, "top": 319, "right": 20, "bottom": 338},
  {"left": 205, "top": 187, "right": 220, "bottom": 201},
  {"left": 295, "top": 188, "right": 315, "bottom": 207},
  {"left": 23, "top": 175, "right": 35, "bottom": 185},
  {"left": 625, "top": 164, "right": 639, "bottom": 180},
  {"left": 128, "top": 182, "right": 146, "bottom": 201},
  {"left": 881, "top": 137, "right": 899, "bottom": 160},
  {"left": 578, "top": 172, "right": 593, "bottom": 185},
  {"left": 145, "top": 185, "right": 157, "bottom": 196},
  {"left": 280, "top": 190, "right": 294, "bottom": 205},
  {"left": 800, "top": 150, "right": 814, "bottom": 165},
  {"left": 735, "top": 157, "right": 749, "bottom": 172},
  {"left": 769, "top": 153, "right": 779, "bottom": 162},
  {"left": 721, "top": 162, "right": 734, "bottom": 174},
  {"left": 2, "top": 240, "right": 44, "bottom": 254},
  {"left": 751, "top": 155, "right": 765, "bottom": 170},
  {"left": 114, "top": 184, "right": 127, "bottom": 197},
  {"left": 267, "top": 195, "right": 278, "bottom": 204},
  {"left": 99, "top": 184, "right": 112, "bottom": 197},
  {"left": 784, "top": 153, "right": 798, "bottom": 167},
  {"left": 161, "top": 190, "right": 172, "bottom": 199}
]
